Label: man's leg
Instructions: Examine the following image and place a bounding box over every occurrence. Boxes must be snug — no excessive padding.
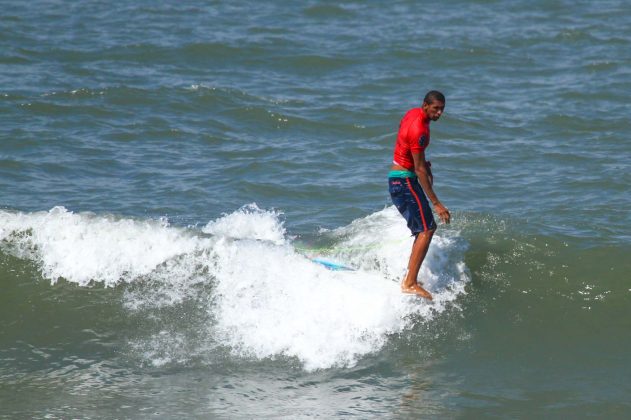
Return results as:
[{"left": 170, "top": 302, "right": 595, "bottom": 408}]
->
[{"left": 401, "top": 229, "right": 435, "bottom": 299}]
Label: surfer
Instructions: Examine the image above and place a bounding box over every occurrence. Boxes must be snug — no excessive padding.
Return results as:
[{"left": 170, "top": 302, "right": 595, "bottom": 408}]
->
[{"left": 388, "top": 91, "right": 451, "bottom": 299}]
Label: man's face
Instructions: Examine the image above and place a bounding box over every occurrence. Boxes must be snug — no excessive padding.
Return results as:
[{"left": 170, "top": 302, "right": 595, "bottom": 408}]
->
[{"left": 423, "top": 100, "right": 445, "bottom": 121}]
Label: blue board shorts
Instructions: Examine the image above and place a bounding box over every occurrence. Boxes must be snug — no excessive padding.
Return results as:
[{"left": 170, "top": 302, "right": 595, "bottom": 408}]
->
[{"left": 388, "top": 176, "right": 436, "bottom": 235}]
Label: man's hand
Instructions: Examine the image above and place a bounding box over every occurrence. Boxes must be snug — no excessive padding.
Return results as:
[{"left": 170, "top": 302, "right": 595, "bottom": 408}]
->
[{"left": 433, "top": 202, "right": 450, "bottom": 224}]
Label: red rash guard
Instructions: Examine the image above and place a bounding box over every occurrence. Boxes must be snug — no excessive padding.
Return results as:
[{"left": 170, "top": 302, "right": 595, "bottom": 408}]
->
[{"left": 392, "top": 108, "right": 430, "bottom": 170}]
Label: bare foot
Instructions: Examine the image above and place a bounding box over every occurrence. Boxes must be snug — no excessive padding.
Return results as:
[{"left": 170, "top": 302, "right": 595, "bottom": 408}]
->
[{"left": 401, "top": 284, "right": 433, "bottom": 300}]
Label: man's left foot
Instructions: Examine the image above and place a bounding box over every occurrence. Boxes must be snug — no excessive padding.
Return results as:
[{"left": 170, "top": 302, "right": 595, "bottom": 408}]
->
[{"left": 401, "top": 284, "right": 433, "bottom": 300}]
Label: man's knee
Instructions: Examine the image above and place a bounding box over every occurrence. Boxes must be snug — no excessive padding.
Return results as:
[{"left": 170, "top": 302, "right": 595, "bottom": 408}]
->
[{"left": 414, "top": 228, "right": 435, "bottom": 240}]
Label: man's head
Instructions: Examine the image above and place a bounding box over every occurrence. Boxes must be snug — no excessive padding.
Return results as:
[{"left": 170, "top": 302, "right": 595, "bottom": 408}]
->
[{"left": 422, "top": 90, "right": 445, "bottom": 121}]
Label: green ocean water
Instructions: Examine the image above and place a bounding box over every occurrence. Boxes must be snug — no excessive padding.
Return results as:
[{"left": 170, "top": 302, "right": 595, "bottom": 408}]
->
[{"left": 1, "top": 0, "right": 631, "bottom": 418}]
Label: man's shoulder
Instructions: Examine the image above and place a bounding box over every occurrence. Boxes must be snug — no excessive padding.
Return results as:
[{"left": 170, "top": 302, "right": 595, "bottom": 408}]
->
[
  {"left": 401, "top": 108, "right": 422, "bottom": 126},
  {"left": 401, "top": 108, "right": 426, "bottom": 133},
  {"left": 403, "top": 107, "right": 423, "bottom": 118}
]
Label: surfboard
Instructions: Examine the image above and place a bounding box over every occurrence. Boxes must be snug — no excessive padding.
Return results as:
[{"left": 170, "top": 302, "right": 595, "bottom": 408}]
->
[{"left": 310, "top": 257, "right": 354, "bottom": 271}]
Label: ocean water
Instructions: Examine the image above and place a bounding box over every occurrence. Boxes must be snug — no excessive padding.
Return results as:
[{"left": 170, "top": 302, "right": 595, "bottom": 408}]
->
[{"left": 1, "top": 0, "right": 630, "bottom": 418}]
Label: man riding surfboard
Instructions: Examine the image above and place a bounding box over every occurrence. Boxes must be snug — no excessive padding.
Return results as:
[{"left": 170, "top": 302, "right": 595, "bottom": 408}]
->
[{"left": 388, "top": 90, "right": 451, "bottom": 299}]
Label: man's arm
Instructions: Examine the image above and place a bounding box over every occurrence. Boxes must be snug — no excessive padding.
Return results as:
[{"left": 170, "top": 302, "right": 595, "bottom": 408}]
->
[
  {"left": 412, "top": 151, "right": 450, "bottom": 224},
  {"left": 425, "top": 160, "right": 433, "bottom": 186}
]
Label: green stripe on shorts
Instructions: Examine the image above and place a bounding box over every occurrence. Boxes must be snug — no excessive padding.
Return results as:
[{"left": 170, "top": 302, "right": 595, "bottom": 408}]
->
[{"left": 388, "top": 170, "right": 416, "bottom": 178}]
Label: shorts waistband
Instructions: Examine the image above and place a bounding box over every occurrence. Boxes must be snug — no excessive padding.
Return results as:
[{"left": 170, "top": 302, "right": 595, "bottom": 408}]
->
[{"left": 388, "top": 170, "right": 416, "bottom": 178}]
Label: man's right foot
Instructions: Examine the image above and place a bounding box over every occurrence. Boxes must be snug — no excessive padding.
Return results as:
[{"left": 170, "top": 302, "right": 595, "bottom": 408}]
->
[{"left": 401, "top": 284, "right": 433, "bottom": 300}]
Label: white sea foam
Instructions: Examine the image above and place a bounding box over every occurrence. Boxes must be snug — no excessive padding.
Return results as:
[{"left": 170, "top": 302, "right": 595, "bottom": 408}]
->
[
  {"left": 0, "top": 205, "right": 470, "bottom": 370},
  {"left": 202, "top": 203, "right": 286, "bottom": 244},
  {"left": 208, "top": 206, "right": 469, "bottom": 370},
  {"left": 325, "top": 206, "right": 470, "bottom": 308},
  {"left": 0, "top": 206, "right": 201, "bottom": 287},
  {"left": 210, "top": 238, "right": 418, "bottom": 370}
]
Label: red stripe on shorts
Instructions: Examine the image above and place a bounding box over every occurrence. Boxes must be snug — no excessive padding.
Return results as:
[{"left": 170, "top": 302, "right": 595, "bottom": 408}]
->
[{"left": 406, "top": 177, "right": 428, "bottom": 231}]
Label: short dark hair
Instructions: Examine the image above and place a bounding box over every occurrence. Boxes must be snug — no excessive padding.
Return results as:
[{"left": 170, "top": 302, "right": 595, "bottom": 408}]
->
[{"left": 423, "top": 90, "right": 445, "bottom": 105}]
